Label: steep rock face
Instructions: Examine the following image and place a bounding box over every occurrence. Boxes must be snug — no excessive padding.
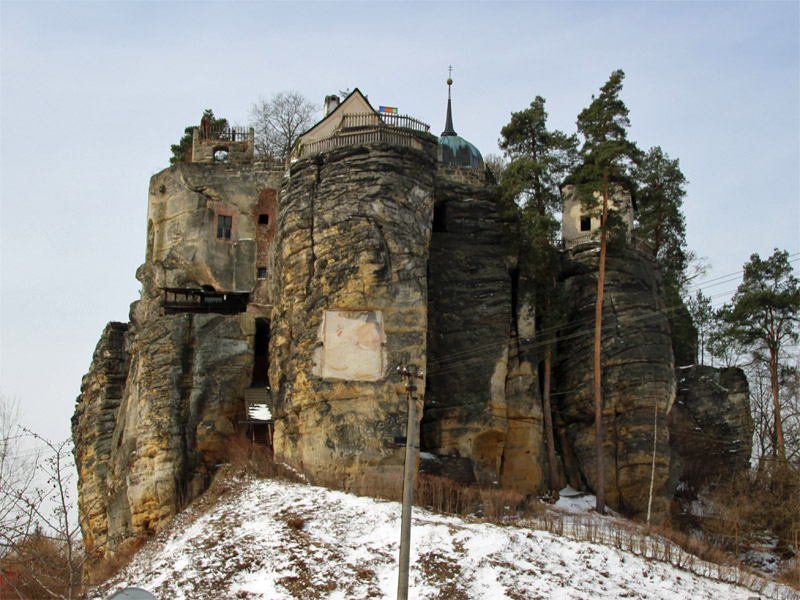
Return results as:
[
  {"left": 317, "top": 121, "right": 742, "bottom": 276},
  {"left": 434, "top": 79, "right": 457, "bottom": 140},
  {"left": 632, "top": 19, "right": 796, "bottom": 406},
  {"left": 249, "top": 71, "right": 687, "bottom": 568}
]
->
[
  {"left": 422, "top": 169, "right": 546, "bottom": 491},
  {"left": 668, "top": 365, "right": 752, "bottom": 495},
  {"left": 73, "top": 162, "right": 278, "bottom": 552},
  {"left": 554, "top": 246, "right": 676, "bottom": 519},
  {"left": 269, "top": 141, "right": 437, "bottom": 486},
  {"left": 73, "top": 313, "right": 255, "bottom": 551},
  {"left": 72, "top": 322, "right": 131, "bottom": 553}
]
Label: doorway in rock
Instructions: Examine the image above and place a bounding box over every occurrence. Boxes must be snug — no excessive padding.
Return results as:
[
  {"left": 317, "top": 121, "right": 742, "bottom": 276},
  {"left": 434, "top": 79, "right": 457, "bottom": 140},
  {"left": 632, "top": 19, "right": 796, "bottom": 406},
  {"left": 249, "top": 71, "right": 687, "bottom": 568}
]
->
[{"left": 252, "top": 318, "right": 270, "bottom": 385}]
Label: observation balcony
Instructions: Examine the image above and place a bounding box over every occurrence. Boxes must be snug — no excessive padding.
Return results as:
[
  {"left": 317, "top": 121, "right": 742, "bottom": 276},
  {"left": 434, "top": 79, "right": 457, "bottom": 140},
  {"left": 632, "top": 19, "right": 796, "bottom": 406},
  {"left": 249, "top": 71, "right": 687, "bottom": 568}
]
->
[{"left": 299, "top": 112, "right": 431, "bottom": 157}]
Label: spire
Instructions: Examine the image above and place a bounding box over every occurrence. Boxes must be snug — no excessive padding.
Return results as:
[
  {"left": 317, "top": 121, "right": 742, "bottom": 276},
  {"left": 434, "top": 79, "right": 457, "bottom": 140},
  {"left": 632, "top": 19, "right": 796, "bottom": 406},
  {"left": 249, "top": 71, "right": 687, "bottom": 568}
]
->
[{"left": 441, "top": 66, "right": 457, "bottom": 137}]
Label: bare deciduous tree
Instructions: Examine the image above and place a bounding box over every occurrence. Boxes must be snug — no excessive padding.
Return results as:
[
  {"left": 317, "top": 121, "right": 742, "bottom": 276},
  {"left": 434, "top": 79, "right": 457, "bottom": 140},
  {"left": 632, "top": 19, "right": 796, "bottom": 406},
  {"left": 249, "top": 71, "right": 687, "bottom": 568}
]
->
[
  {"left": 0, "top": 412, "right": 120, "bottom": 599},
  {"left": 250, "top": 91, "right": 318, "bottom": 164}
]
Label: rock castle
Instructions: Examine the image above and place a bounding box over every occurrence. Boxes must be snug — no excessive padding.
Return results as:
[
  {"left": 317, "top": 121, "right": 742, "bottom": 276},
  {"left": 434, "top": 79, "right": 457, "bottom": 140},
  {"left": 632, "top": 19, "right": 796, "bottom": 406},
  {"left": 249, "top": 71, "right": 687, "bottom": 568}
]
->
[{"left": 72, "top": 83, "right": 753, "bottom": 556}]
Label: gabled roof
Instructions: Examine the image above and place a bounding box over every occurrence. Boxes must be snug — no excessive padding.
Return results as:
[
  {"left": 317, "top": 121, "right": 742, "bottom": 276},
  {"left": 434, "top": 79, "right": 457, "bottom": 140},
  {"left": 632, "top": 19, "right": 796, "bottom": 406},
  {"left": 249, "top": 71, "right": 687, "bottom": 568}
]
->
[{"left": 297, "top": 88, "right": 376, "bottom": 143}]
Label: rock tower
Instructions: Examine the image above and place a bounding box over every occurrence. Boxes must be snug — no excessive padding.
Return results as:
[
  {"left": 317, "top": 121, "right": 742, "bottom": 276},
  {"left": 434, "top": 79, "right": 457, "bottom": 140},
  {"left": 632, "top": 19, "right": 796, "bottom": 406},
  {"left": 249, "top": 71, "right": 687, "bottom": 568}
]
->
[{"left": 73, "top": 81, "right": 753, "bottom": 556}]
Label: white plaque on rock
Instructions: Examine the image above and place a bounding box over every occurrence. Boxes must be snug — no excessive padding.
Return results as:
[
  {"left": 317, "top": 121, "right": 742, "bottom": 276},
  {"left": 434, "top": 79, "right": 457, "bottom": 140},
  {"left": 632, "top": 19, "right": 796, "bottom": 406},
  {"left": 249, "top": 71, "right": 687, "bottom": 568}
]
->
[{"left": 320, "top": 310, "right": 385, "bottom": 381}]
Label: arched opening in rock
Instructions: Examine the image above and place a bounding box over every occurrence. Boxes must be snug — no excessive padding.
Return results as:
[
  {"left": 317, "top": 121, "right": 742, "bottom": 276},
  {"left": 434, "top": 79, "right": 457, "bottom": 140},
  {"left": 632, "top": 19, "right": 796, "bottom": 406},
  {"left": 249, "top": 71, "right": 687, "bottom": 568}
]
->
[{"left": 213, "top": 147, "right": 229, "bottom": 162}]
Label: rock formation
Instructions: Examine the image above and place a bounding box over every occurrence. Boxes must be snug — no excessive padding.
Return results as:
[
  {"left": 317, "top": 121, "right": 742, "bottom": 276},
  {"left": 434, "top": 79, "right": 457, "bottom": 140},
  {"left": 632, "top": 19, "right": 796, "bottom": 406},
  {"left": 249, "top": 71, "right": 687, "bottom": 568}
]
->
[
  {"left": 73, "top": 162, "right": 281, "bottom": 554},
  {"left": 269, "top": 141, "right": 437, "bottom": 486},
  {"left": 422, "top": 168, "right": 546, "bottom": 493},
  {"left": 554, "top": 245, "right": 676, "bottom": 519},
  {"left": 668, "top": 365, "right": 753, "bottom": 496},
  {"left": 72, "top": 95, "right": 752, "bottom": 556}
]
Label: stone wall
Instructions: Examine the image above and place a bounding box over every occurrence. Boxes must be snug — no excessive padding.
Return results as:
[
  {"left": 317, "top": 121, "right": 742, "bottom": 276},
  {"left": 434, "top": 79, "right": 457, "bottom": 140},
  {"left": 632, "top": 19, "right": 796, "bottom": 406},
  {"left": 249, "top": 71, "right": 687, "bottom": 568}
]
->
[
  {"left": 139, "top": 162, "right": 282, "bottom": 320},
  {"left": 190, "top": 128, "right": 254, "bottom": 164}
]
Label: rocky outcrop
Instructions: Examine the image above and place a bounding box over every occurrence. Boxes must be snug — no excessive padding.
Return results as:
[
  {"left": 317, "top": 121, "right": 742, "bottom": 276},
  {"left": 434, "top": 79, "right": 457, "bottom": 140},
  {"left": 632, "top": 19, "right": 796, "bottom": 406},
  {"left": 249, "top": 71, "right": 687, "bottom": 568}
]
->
[
  {"left": 269, "top": 141, "right": 437, "bottom": 487},
  {"left": 74, "top": 135, "right": 754, "bottom": 556},
  {"left": 73, "top": 162, "right": 279, "bottom": 553},
  {"left": 421, "top": 168, "right": 546, "bottom": 492},
  {"left": 72, "top": 322, "right": 130, "bottom": 553},
  {"left": 73, "top": 313, "right": 255, "bottom": 552},
  {"left": 668, "top": 365, "right": 752, "bottom": 496},
  {"left": 554, "top": 245, "right": 676, "bottom": 520}
]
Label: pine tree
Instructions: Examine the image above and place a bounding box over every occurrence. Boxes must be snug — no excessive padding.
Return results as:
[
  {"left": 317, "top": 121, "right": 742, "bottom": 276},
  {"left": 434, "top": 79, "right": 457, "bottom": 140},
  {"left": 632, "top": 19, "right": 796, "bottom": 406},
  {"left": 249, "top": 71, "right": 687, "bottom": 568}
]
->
[
  {"left": 170, "top": 109, "right": 229, "bottom": 165},
  {"left": 499, "top": 96, "right": 577, "bottom": 216},
  {"left": 688, "top": 290, "right": 714, "bottom": 365},
  {"left": 724, "top": 249, "right": 800, "bottom": 467},
  {"left": 573, "top": 70, "right": 641, "bottom": 513},
  {"left": 634, "top": 146, "right": 688, "bottom": 279},
  {"left": 499, "top": 96, "right": 576, "bottom": 496}
]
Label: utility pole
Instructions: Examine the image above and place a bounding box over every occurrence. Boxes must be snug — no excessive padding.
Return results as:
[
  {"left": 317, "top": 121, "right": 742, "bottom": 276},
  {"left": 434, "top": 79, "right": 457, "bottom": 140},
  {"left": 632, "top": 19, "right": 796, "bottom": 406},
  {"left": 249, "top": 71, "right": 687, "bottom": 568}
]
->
[{"left": 396, "top": 364, "right": 421, "bottom": 600}]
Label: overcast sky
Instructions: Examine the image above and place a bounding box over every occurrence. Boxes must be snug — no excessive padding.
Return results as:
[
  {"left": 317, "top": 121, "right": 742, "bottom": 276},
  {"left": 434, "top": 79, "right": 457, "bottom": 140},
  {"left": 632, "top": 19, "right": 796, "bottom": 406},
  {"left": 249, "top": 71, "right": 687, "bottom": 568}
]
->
[{"left": 1, "top": 1, "right": 798, "bottom": 445}]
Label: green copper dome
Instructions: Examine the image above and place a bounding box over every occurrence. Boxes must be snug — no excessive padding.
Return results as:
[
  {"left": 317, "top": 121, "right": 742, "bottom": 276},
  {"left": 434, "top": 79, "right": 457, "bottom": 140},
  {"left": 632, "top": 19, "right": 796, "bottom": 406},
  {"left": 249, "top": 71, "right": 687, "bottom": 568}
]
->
[{"left": 437, "top": 77, "right": 484, "bottom": 169}]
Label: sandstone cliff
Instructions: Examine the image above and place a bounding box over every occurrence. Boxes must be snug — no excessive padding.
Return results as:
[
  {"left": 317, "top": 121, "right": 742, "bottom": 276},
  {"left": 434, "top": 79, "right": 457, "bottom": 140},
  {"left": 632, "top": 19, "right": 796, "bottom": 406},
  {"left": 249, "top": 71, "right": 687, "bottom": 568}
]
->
[
  {"left": 73, "top": 144, "right": 751, "bottom": 556},
  {"left": 73, "top": 162, "right": 280, "bottom": 553},
  {"left": 668, "top": 365, "right": 753, "bottom": 497},
  {"left": 554, "top": 245, "right": 676, "bottom": 520},
  {"left": 422, "top": 168, "right": 546, "bottom": 493},
  {"left": 269, "top": 141, "right": 437, "bottom": 486}
]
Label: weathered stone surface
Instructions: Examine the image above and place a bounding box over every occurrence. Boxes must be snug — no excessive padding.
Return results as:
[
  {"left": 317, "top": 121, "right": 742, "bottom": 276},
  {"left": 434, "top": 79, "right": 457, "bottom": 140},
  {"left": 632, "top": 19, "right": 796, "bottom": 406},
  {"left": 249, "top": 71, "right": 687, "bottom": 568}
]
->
[
  {"left": 73, "top": 313, "right": 255, "bottom": 550},
  {"left": 269, "top": 141, "right": 437, "bottom": 486},
  {"left": 554, "top": 246, "right": 676, "bottom": 519},
  {"left": 422, "top": 169, "right": 546, "bottom": 492},
  {"left": 72, "top": 322, "right": 131, "bottom": 554},
  {"left": 668, "top": 365, "right": 752, "bottom": 496},
  {"left": 138, "top": 162, "right": 282, "bottom": 320},
  {"left": 75, "top": 128, "right": 752, "bottom": 555}
]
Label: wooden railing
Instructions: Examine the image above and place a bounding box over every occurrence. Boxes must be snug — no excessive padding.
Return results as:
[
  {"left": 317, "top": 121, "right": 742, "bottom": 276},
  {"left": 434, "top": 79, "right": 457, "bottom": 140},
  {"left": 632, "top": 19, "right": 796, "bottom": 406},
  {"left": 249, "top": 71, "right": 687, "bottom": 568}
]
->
[
  {"left": 160, "top": 288, "right": 250, "bottom": 315},
  {"left": 299, "top": 112, "right": 430, "bottom": 157}
]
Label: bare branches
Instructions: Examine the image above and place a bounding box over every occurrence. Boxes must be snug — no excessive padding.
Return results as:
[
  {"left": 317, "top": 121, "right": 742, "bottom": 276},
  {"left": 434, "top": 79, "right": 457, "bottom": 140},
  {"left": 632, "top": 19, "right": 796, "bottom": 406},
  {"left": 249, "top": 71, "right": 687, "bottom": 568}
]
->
[{"left": 250, "top": 91, "right": 318, "bottom": 164}]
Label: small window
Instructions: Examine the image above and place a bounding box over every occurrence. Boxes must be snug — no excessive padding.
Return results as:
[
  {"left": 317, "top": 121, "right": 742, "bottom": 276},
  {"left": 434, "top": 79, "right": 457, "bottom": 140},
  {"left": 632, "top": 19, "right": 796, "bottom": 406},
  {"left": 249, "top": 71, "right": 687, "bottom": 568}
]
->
[
  {"left": 258, "top": 214, "right": 270, "bottom": 225},
  {"left": 580, "top": 217, "right": 591, "bottom": 232},
  {"left": 217, "top": 215, "right": 232, "bottom": 240},
  {"left": 257, "top": 267, "right": 267, "bottom": 280},
  {"left": 213, "top": 149, "right": 229, "bottom": 162}
]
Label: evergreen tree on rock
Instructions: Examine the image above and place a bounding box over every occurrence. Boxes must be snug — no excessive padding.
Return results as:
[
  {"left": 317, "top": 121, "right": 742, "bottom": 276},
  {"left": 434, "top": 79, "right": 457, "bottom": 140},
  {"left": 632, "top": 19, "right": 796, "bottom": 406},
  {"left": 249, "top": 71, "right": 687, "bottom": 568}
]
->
[
  {"left": 573, "top": 69, "right": 641, "bottom": 514},
  {"left": 725, "top": 248, "right": 800, "bottom": 468},
  {"left": 499, "top": 96, "right": 577, "bottom": 497}
]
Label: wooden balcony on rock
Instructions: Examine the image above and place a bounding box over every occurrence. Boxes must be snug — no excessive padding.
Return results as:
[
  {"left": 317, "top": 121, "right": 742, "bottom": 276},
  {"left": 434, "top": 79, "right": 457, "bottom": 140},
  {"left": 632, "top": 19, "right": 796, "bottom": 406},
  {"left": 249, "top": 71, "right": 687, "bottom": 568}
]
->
[{"left": 160, "top": 287, "right": 250, "bottom": 315}]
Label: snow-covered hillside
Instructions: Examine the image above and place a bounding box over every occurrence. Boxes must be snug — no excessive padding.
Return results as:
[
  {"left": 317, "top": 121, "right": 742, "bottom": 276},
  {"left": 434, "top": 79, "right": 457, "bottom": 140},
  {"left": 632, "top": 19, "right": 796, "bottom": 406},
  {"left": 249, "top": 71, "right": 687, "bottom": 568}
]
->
[{"left": 90, "top": 477, "right": 797, "bottom": 600}]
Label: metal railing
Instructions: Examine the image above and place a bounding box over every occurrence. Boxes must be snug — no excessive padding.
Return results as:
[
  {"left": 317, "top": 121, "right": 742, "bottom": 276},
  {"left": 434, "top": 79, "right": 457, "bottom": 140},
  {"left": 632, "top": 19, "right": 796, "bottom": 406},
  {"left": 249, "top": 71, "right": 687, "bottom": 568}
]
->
[
  {"left": 558, "top": 232, "right": 654, "bottom": 256},
  {"left": 200, "top": 126, "right": 250, "bottom": 142},
  {"left": 300, "top": 127, "right": 426, "bottom": 157},
  {"left": 340, "top": 113, "right": 430, "bottom": 133}
]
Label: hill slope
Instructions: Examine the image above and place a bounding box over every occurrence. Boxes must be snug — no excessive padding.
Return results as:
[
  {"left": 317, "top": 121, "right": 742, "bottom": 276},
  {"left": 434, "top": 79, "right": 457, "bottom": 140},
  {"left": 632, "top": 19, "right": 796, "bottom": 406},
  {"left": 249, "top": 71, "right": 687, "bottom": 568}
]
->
[{"left": 89, "top": 477, "right": 796, "bottom": 600}]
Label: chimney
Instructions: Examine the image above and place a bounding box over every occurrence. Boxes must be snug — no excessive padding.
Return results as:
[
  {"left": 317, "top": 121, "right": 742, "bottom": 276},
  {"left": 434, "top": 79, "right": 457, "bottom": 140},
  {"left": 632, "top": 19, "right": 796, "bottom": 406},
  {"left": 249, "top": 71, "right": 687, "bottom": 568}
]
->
[{"left": 324, "top": 95, "right": 340, "bottom": 117}]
